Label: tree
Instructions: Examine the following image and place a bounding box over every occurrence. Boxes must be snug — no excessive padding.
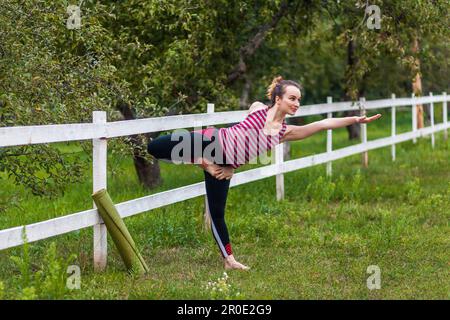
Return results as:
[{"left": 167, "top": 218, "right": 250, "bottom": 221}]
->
[
  {"left": 0, "top": 0, "right": 316, "bottom": 194},
  {"left": 1, "top": 0, "right": 448, "bottom": 197},
  {"left": 321, "top": 0, "right": 449, "bottom": 139},
  {"left": 0, "top": 0, "right": 131, "bottom": 196}
]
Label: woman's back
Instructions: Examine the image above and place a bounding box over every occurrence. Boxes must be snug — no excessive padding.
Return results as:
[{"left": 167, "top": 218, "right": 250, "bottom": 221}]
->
[{"left": 218, "top": 106, "right": 287, "bottom": 168}]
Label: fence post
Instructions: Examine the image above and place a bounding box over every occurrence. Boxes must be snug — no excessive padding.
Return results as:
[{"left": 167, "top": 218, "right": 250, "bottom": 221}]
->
[
  {"left": 443, "top": 92, "right": 448, "bottom": 141},
  {"left": 204, "top": 103, "right": 214, "bottom": 231},
  {"left": 360, "top": 97, "right": 368, "bottom": 168},
  {"left": 430, "top": 92, "right": 435, "bottom": 148},
  {"left": 326, "top": 96, "right": 333, "bottom": 177},
  {"left": 391, "top": 93, "right": 396, "bottom": 161},
  {"left": 412, "top": 93, "right": 417, "bottom": 143},
  {"left": 275, "top": 142, "right": 285, "bottom": 201},
  {"left": 93, "top": 111, "right": 107, "bottom": 271}
]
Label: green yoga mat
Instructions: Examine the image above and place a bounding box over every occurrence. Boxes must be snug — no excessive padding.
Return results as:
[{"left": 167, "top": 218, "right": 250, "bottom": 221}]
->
[{"left": 92, "top": 188, "right": 149, "bottom": 274}]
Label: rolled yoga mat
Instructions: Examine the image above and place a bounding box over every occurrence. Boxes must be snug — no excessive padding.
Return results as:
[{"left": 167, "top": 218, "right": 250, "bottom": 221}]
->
[{"left": 92, "top": 188, "right": 149, "bottom": 274}]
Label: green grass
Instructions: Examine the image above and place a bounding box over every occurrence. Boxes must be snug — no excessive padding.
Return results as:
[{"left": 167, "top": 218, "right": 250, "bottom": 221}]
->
[{"left": 0, "top": 108, "right": 449, "bottom": 299}]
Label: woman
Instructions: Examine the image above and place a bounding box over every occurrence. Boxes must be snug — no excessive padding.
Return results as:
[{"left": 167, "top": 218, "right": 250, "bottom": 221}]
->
[{"left": 147, "top": 76, "right": 381, "bottom": 270}]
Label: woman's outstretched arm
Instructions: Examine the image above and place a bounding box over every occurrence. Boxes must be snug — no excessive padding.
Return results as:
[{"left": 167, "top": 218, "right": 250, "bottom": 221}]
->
[{"left": 280, "top": 114, "right": 382, "bottom": 142}]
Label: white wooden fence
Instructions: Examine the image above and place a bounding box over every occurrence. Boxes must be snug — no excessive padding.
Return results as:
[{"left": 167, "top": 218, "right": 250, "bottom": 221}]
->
[{"left": 0, "top": 93, "right": 448, "bottom": 271}]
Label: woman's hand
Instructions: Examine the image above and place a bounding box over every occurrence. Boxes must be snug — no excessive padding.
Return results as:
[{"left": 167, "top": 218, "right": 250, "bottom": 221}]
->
[
  {"left": 203, "top": 163, "right": 222, "bottom": 179},
  {"left": 202, "top": 162, "right": 234, "bottom": 180},
  {"left": 355, "top": 114, "right": 382, "bottom": 124},
  {"left": 215, "top": 166, "right": 234, "bottom": 180}
]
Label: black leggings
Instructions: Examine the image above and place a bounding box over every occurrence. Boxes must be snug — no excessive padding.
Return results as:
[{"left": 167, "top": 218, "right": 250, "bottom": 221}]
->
[{"left": 147, "top": 130, "right": 233, "bottom": 258}]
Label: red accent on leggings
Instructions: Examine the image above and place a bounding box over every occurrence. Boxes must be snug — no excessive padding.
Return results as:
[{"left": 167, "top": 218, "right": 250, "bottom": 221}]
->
[
  {"left": 192, "top": 127, "right": 216, "bottom": 139},
  {"left": 225, "top": 243, "right": 232, "bottom": 256}
]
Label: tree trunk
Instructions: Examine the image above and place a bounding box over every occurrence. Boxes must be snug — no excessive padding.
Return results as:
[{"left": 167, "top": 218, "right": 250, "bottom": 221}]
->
[
  {"left": 116, "top": 101, "right": 162, "bottom": 189},
  {"left": 411, "top": 37, "right": 426, "bottom": 128},
  {"left": 239, "top": 75, "right": 252, "bottom": 109},
  {"left": 133, "top": 155, "right": 162, "bottom": 188},
  {"left": 344, "top": 39, "right": 361, "bottom": 140},
  {"left": 226, "top": 0, "right": 290, "bottom": 84},
  {"left": 343, "top": 109, "right": 360, "bottom": 140}
]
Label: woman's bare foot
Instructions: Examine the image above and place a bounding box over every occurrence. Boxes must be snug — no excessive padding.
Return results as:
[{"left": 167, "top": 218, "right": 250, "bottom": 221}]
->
[{"left": 224, "top": 255, "right": 250, "bottom": 271}]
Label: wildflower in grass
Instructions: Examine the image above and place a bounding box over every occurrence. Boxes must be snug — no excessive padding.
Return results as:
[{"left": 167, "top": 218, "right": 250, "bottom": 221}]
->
[{"left": 204, "top": 272, "right": 242, "bottom": 300}]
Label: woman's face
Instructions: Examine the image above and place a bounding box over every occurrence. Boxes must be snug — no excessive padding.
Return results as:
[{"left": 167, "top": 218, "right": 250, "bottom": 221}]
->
[{"left": 276, "top": 85, "right": 301, "bottom": 115}]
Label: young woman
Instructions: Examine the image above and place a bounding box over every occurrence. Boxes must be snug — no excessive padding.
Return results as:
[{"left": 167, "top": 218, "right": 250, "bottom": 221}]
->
[{"left": 147, "top": 76, "right": 381, "bottom": 270}]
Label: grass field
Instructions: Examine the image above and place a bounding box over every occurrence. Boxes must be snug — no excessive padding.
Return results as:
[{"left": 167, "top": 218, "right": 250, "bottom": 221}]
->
[{"left": 0, "top": 107, "right": 449, "bottom": 299}]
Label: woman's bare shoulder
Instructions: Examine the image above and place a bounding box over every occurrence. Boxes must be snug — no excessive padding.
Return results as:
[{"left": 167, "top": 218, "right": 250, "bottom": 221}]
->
[{"left": 248, "top": 101, "right": 268, "bottom": 114}]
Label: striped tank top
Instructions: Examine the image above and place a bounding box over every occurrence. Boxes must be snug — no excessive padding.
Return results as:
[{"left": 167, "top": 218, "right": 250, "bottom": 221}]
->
[{"left": 218, "top": 106, "right": 287, "bottom": 169}]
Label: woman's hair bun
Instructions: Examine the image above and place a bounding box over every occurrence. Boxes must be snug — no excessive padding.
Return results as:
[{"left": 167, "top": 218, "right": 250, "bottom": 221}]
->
[{"left": 266, "top": 76, "right": 284, "bottom": 100}]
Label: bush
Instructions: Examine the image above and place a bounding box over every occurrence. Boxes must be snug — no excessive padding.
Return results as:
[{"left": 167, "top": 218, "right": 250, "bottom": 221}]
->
[
  {"left": 9, "top": 233, "right": 77, "bottom": 300},
  {"left": 348, "top": 169, "right": 363, "bottom": 201},
  {"left": 405, "top": 178, "right": 422, "bottom": 204},
  {"left": 305, "top": 175, "right": 336, "bottom": 203}
]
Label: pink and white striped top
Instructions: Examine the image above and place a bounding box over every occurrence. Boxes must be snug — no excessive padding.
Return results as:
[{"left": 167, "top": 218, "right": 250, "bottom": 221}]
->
[{"left": 218, "top": 106, "right": 287, "bottom": 169}]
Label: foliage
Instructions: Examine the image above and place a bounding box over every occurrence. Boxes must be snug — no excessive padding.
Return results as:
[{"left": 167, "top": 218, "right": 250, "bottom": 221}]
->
[
  {"left": 405, "top": 177, "right": 422, "bottom": 204},
  {"left": 0, "top": 1, "right": 129, "bottom": 196},
  {"left": 323, "top": 0, "right": 450, "bottom": 99},
  {"left": 9, "top": 233, "right": 77, "bottom": 300},
  {"left": 305, "top": 175, "right": 336, "bottom": 203},
  {"left": 0, "top": 0, "right": 448, "bottom": 196}
]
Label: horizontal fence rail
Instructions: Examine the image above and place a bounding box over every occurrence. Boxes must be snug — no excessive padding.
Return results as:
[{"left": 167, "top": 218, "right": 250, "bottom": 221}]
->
[
  {"left": 0, "top": 94, "right": 448, "bottom": 263},
  {"left": 1, "top": 95, "right": 448, "bottom": 148}
]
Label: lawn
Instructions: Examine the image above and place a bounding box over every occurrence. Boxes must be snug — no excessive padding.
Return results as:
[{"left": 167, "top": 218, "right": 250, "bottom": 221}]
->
[{"left": 0, "top": 106, "right": 449, "bottom": 299}]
